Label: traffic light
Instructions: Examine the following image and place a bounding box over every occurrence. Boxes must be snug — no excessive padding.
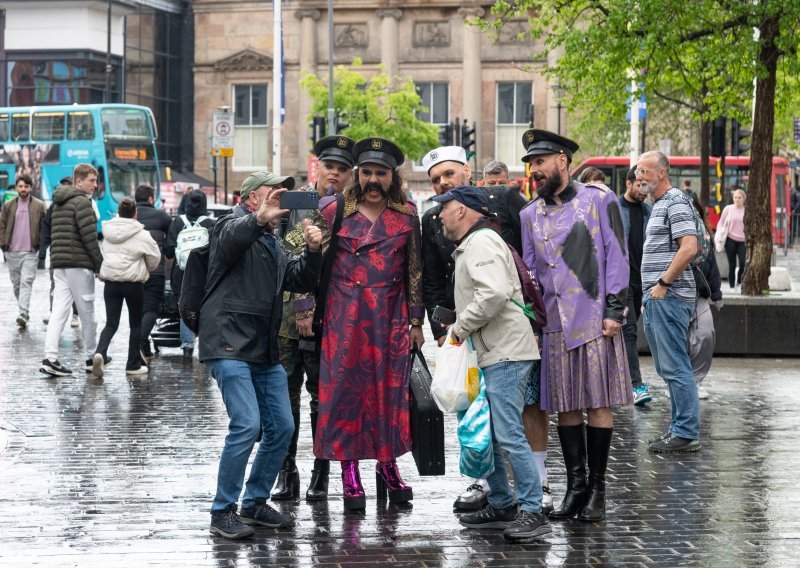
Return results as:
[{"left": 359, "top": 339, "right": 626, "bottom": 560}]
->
[
  {"left": 438, "top": 123, "right": 454, "bottom": 146},
  {"left": 710, "top": 116, "right": 726, "bottom": 158},
  {"left": 334, "top": 112, "right": 350, "bottom": 134},
  {"left": 309, "top": 115, "right": 326, "bottom": 146},
  {"left": 460, "top": 119, "right": 476, "bottom": 160},
  {"left": 730, "top": 119, "right": 751, "bottom": 156}
]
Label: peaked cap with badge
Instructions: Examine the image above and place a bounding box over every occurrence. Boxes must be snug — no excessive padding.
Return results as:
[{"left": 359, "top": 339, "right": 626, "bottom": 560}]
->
[
  {"left": 314, "top": 135, "right": 356, "bottom": 168},
  {"left": 353, "top": 137, "right": 405, "bottom": 170},
  {"left": 521, "top": 129, "right": 580, "bottom": 163}
]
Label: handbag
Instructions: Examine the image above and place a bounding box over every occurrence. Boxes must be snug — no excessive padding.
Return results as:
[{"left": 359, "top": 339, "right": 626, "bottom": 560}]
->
[
  {"left": 311, "top": 194, "right": 345, "bottom": 339},
  {"left": 714, "top": 213, "right": 729, "bottom": 253},
  {"left": 431, "top": 329, "right": 480, "bottom": 413},
  {"left": 457, "top": 372, "right": 495, "bottom": 479},
  {"left": 408, "top": 348, "right": 445, "bottom": 476}
]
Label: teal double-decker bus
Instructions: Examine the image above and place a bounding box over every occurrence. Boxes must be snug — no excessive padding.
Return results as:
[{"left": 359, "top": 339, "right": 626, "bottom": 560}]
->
[{"left": 0, "top": 103, "right": 161, "bottom": 224}]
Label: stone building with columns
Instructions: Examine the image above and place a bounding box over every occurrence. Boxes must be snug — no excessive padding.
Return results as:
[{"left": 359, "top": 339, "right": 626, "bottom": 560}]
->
[{"left": 193, "top": 0, "right": 563, "bottom": 193}]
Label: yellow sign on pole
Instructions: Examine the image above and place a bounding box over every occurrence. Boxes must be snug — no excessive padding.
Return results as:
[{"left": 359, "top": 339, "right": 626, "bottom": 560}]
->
[{"left": 212, "top": 111, "right": 235, "bottom": 158}]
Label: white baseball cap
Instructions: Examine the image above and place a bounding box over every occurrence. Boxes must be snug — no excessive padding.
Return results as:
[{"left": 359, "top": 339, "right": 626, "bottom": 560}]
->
[{"left": 421, "top": 146, "right": 467, "bottom": 174}]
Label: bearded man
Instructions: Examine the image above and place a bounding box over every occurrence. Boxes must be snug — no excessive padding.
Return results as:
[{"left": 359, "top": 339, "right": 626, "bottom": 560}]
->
[
  {"left": 313, "top": 137, "right": 425, "bottom": 511},
  {"left": 519, "top": 129, "right": 632, "bottom": 522}
]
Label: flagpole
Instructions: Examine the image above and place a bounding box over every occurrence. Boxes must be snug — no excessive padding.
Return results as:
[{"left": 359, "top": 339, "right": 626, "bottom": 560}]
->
[{"left": 272, "top": 0, "right": 283, "bottom": 175}]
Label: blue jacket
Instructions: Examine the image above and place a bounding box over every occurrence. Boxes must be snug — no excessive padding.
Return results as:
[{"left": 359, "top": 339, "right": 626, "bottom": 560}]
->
[{"left": 617, "top": 194, "right": 651, "bottom": 243}]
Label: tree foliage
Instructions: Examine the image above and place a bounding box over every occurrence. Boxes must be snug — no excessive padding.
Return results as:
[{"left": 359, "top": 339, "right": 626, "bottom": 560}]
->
[
  {"left": 474, "top": 0, "right": 800, "bottom": 295},
  {"left": 301, "top": 59, "right": 439, "bottom": 162}
]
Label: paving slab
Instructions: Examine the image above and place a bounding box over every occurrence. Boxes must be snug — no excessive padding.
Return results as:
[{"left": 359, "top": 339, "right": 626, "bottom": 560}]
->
[{"left": 0, "top": 264, "right": 798, "bottom": 567}]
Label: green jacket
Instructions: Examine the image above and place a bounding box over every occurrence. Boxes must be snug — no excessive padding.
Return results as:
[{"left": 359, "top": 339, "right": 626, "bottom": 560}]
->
[{"left": 50, "top": 185, "right": 103, "bottom": 271}]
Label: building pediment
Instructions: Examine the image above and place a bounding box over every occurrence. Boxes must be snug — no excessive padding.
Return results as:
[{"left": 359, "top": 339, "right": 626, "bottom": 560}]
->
[{"left": 214, "top": 49, "right": 273, "bottom": 72}]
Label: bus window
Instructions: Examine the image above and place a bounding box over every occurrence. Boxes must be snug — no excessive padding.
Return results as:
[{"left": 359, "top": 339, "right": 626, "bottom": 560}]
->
[
  {"left": 32, "top": 112, "right": 65, "bottom": 141},
  {"left": 67, "top": 112, "right": 95, "bottom": 140},
  {"left": 0, "top": 114, "right": 8, "bottom": 141},
  {"left": 101, "top": 108, "right": 149, "bottom": 139},
  {"left": 11, "top": 113, "right": 29, "bottom": 141}
]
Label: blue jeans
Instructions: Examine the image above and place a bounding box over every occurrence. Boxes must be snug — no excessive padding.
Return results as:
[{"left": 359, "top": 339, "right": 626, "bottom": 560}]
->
[
  {"left": 643, "top": 296, "right": 700, "bottom": 439},
  {"left": 179, "top": 319, "right": 195, "bottom": 349},
  {"left": 206, "top": 359, "right": 294, "bottom": 513},
  {"left": 483, "top": 360, "right": 542, "bottom": 513}
]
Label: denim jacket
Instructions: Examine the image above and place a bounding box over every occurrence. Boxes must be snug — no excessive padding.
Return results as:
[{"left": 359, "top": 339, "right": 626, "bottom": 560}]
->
[{"left": 617, "top": 195, "right": 652, "bottom": 243}]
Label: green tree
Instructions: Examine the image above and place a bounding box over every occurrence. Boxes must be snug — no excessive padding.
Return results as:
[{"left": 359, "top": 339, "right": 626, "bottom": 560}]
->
[
  {"left": 474, "top": 0, "right": 800, "bottom": 295},
  {"left": 301, "top": 59, "right": 439, "bottom": 163}
]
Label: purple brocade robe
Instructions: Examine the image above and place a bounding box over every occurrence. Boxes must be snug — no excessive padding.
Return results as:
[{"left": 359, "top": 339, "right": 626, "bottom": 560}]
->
[{"left": 521, "top": 183, "right": 629, "bottom": 350}]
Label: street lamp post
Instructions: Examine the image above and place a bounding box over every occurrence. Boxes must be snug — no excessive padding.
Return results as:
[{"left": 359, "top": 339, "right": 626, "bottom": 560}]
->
[
  {"left": 219, "top": 105, "right": 230, "bottom": 204},
  {"left": 327, "top": 0, "right": 335, "bottom": 134},
  {"left": 554, "top": 83, "right": 565, "bottom": 135},
  {"left": 105, "top": 0, "right": 112, "bottom": 102}
]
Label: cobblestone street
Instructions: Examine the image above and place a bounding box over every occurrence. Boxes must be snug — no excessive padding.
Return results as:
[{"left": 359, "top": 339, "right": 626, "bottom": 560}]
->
[{"left": 0, "top": 264, "right": 798, "bottom": 567}]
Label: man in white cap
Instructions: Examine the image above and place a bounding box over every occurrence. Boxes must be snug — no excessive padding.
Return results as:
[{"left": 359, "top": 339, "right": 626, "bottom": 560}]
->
[{"left": 419, "top": 146, "right": 550, "bottom": 514}]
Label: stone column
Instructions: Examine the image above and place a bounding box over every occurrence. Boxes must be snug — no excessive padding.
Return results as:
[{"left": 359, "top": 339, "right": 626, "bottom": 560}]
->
[
  {"left": 458, "top": 6, "right": 484, "bottom": 163},
  {"left": 295, "top": 9, "right": 321, "bottom": 167},
  {"left": 376, "top": 9, "right": 402, "bottom": 81}
]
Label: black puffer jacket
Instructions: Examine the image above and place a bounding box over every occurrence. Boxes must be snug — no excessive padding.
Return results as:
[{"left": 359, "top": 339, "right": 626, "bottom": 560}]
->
[
  {"left": 135, "top": 201, "right": 172, "bottom": 276},
  {"left": 198, "top": 204, "right": 322, "bottom": 364},
  {"left": 421, "top": 184, "right": 526, "bottom": 340},
  {"left": 50, "top": 185, "right": 102, "bottom": 271}
]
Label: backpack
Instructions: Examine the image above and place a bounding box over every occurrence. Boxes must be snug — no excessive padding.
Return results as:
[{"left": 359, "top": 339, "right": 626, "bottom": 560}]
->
[
  {"left": 175, "top": 215, "right": 210, "bottom": 270},
  {"left": 471, "top": 228, "right": 547, "bottom": 332},
  {"left": 179, "top": 239, "right": 228, "bottom": 334},
  {"left": 178, "top": 243, "right": 211, "bottom": 334},
  {"left": 663, "top": 190, "right": 712, "bottom": 266}
]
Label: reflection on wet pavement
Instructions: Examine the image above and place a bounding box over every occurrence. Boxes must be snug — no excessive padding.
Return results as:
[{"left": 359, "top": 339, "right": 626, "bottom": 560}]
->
[{"left": 0, "top": 273, "right": 798, "bottom": 566}]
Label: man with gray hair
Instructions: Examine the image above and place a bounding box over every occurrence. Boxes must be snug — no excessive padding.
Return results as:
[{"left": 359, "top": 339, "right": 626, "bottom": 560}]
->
[
  {"left": 636, "top": 151, "right": 700, "bottom": 453},
  {"left": 482, "top": 160, "right": 511, "bottom": 186}
]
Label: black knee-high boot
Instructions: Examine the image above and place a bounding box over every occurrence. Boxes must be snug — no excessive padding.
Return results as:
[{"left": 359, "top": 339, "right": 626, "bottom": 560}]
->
[
  {"left": 577, "top": 426, "right": 612, "bottom": 521},
  {"left": 549, "top": 424, "right": 587, "bottom": 520},
  {"left": 271, "top": 412, "right": 301, "bottom": 500},
  {"left": 306, "top": 411, "right": 329, "bottom": 501}
]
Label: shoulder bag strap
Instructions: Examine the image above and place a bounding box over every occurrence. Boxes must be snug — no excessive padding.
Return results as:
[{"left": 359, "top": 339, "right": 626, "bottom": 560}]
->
[{"left": 312, "top": 194, "right": 345, "bottom": 329}]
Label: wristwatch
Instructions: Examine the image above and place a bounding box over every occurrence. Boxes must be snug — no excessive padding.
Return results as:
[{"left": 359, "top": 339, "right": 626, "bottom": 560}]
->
[{"left": 658, "top": 277, "right": 672, "bottom": 288}]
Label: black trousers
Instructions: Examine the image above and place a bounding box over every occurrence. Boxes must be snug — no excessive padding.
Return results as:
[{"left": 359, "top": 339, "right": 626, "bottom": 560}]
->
[
  {"left": 96, "top": 281, "right": 144, "bottom": 370},
  {"left": 724, "top": 237, "right": 746, "bottom": 287},
  {"left": 622, "top": 285, "right": 643, "bottom": 388},
  {"left": 140, "top": 273, "right": 165, "bottom": 349}
]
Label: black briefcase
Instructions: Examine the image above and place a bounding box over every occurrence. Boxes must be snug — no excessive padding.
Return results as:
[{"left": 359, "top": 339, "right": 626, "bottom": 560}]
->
[{"left": 408, "top": 348, "right": 445, "bottom": 476}]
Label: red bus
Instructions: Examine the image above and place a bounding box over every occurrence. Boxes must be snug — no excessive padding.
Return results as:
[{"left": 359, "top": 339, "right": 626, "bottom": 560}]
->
[{"left": 571, "top": 156, "right": 792, "bottom": 245}]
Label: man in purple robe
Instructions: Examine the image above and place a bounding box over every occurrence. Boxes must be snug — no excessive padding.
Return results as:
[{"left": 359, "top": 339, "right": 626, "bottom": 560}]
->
[{"left": 519, "top": 129, "right": 633, "bottom": 522}]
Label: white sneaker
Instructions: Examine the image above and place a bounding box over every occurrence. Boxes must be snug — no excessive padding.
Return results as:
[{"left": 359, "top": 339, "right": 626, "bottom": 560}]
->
[
  {"left": 70, "top": 314, "right": 80, "bottom": 328},
  {"left": 697, "top": 386, "right": 709, "bottom": 399},
  {"left": 92, "top": 353, "right": 105, "bottom": 378},
  {"left": 126, "top": 365, "right": 148, "bottom": 375}
]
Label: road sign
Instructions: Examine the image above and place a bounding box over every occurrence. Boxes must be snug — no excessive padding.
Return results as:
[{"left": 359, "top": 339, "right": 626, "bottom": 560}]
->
[{"left": 212, "top": 111, "right": 235, "bottom": 157}]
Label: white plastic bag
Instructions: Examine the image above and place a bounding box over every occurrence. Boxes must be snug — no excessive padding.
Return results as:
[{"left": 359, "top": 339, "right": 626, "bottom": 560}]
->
[{"left": 431, "top": 329, "right": 479, "bottom": 413}]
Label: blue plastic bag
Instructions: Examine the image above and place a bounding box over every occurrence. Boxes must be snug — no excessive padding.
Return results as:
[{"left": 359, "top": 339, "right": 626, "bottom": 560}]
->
[{"left": 457, "top": 371, "right": 495, "bottom": 479}]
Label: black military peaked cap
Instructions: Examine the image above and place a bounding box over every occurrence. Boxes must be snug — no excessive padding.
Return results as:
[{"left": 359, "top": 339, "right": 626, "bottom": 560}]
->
[
  {"left": 521, "top": 129, "right": 580, "bottom": 162},
  {"left": 313, "top": 135, "right": 356, "bottom": 168},
  {"left": 353, "top": 137, "right": 405, "bottom": 170}
]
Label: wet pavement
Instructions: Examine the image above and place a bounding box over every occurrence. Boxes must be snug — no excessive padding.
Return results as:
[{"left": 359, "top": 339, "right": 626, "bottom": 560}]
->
[{"left": 1, "top": 263, "right": 799, "bottom": 567}]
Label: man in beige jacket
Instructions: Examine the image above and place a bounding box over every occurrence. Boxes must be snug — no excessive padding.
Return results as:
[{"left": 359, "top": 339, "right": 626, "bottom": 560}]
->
[{"left": 433, "top": 186, "right": 550, "bottom": 542}]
